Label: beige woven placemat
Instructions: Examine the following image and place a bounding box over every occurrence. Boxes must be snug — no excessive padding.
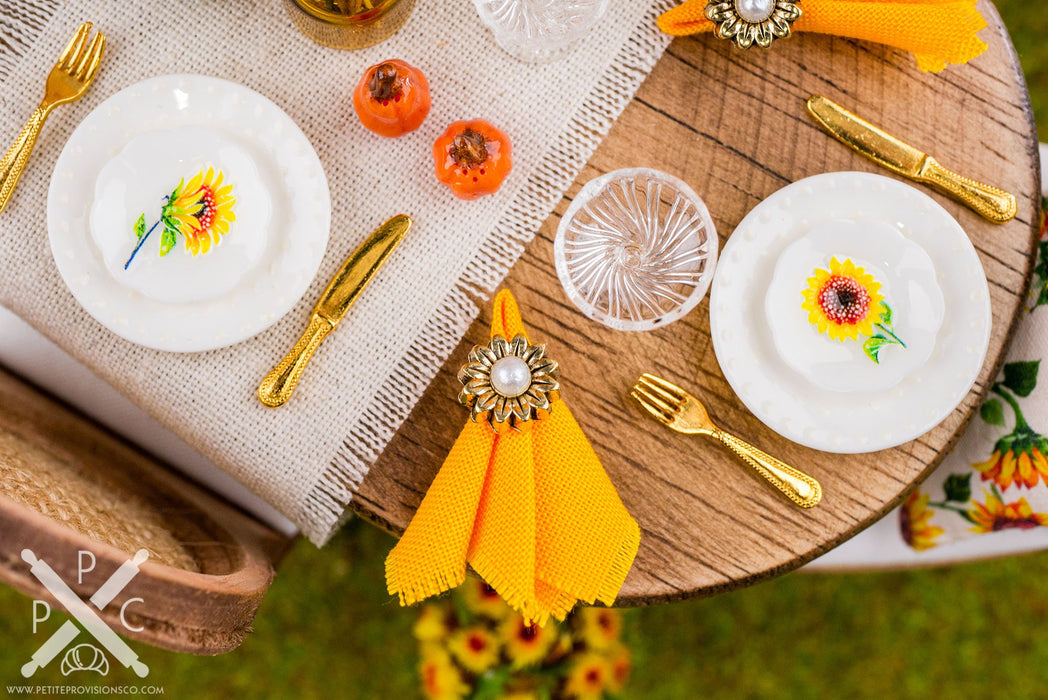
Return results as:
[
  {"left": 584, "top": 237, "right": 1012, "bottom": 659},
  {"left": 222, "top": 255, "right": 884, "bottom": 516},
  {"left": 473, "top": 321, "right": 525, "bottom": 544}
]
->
[{"left": 0, "top": 1, "right": 673, "bottom": 544}]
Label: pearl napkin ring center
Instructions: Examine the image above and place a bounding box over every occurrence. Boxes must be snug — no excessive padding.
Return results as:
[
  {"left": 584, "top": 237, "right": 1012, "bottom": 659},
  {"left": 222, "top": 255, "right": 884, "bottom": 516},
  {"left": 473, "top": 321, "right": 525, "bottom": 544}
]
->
[
  {"left": 705, "top": 0, "right": 802, "bottom": 49},
  {"left": 458, "top": 334, "right": 560, "bottom": 433}
]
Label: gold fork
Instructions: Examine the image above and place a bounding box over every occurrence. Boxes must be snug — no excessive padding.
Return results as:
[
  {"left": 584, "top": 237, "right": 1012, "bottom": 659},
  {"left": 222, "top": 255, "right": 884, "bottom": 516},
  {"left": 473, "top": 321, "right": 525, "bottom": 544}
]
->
[
  {"left": 631, "top": 373, "right": 822, "bottom": 508},
  {"left": 0, "top": 22, "right": 106, "bottom": 215}
]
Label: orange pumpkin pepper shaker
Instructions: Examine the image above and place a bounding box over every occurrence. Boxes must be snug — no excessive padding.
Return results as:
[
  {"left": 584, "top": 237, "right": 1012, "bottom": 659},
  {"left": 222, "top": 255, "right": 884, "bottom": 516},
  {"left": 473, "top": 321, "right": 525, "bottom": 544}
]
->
[
  {"left": 433, "top": 119, "right": 513, "bottom": 200},
  {"left": 353, "top": 59, "right": 431, "bottom": 138}
]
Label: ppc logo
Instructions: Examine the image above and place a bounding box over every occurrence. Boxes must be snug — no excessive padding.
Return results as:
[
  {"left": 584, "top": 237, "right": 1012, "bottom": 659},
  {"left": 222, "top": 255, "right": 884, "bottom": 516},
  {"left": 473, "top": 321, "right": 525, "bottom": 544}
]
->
[{"left": 22, "top": 548, "right": 150, "bottom": 679}]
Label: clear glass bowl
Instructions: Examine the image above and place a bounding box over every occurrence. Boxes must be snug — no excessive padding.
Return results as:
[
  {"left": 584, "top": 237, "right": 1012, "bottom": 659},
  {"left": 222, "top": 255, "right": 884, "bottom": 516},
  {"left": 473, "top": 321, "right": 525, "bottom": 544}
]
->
[
  {"left": 554, "top": 168, "right": 718, "bottom": 332},
  {"left": 472, "top": 0, "right": 610, "bottom": 63}
]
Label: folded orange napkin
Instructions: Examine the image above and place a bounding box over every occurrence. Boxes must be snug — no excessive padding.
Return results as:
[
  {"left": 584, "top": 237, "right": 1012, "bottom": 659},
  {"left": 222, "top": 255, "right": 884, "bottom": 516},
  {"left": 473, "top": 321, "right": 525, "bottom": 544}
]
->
[
  {"left": 659, "top": 0, "right": 987, "bottom": 73},
  {"left": 386, "top": 290, "right": 640, "bottom": 625}
]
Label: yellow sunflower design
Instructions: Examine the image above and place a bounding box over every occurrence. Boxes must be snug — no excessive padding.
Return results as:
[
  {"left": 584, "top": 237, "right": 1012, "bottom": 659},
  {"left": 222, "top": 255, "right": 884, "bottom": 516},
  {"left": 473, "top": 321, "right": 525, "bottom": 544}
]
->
[
  {"left": 973, "top": 361, "right": 1048, "bottom": 490},
  {"left": 968, "top": 490, "right": 1048, "bottom": 534},
  {"left": 898, "top": 490, "right": 944, "bottom": 551},
  {"left": 124, "top": 167, "right": 236, "bottom": 269},
  {"left": 801, "top": 257, "right": 906, "bottom": 363}
]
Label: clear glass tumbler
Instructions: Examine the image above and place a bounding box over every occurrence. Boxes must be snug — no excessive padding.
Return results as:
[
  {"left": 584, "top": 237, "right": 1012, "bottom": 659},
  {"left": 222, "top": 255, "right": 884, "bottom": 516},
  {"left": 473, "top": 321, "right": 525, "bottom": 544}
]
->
[
  {"left": 554, "top": 168, "right": 719, "bottom": 332},
  {"left": 472, "top": 0, "right": 610, "bottom": 63},
  {"left": 283, "top": 0, "right": 416, "bottom": 50}
]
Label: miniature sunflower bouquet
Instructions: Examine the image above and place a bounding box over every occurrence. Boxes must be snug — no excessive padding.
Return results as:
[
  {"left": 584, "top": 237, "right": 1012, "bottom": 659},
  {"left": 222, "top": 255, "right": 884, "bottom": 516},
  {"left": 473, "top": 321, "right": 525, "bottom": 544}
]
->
[{"left": 414, "top": 577, "right": 633, "bottom": 700}]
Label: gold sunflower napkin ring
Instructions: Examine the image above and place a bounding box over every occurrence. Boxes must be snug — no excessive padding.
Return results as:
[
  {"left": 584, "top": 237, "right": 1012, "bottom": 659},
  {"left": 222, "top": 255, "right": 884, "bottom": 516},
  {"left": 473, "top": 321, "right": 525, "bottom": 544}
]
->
[
  {"left": 457, "top": 334, "right": 560, "bottom": 433},
  {"left": 705, "top": 0, "right": 802, "bottom": 49}
]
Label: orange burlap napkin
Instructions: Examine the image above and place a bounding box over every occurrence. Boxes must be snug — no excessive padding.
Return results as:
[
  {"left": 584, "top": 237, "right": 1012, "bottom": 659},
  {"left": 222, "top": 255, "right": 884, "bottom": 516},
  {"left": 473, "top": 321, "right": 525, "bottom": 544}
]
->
[
  {"left": 386, "top": 290, "right": 640, "bottom": 625},
  {"left": 659, "top": 0, "right": 987, "bottom": 72}
]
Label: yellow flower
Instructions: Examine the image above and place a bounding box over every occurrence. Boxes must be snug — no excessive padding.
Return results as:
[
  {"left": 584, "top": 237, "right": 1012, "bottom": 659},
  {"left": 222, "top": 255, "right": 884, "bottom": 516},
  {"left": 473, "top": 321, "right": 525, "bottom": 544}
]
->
[
  {"left": 564, "top": 652, "right": 611, "bottom": 700},
  {"left": 605, "top": 642, "right": 632, "bottom": 694},
  {"left": 576, "top": 607, "right": 622, "bottom": 651},
  {"left": 968, "top": 491, "right": 1048, "bottom": 533},
  {"left": 499, "top": 693, "right": 540, "bottom": 700},
  {"left": 419, "top": 646, "right": 469, "bottom": 700},
  {"left": 414, "top": 603, "right": 454, "bottom": 643},
  {"left": 801, "top": 257, "right": 885, "bottom": 342},
  {"left": 974, "top": 449, "right": 1014, "bottom": 489},
  {"left": 166, "top": 166, "right": 236, "bottom": 256},
  {"left": 546, "top": 631, "right": 574, "bottom": 664},
  {"left": 499, "top": 614, "right": 557, "bottom": 669},
  {"left": 899, "top": 491, "right": 944, "bottom": 551},
  {"left": 447, "top": 625, "right": 500, "bottom": 674},
  {"left": 974, "top": 443, "right": 1048, "bottom": 490},
  {"left": 461, "top": 577, "right": 510, "bottom": 620}
]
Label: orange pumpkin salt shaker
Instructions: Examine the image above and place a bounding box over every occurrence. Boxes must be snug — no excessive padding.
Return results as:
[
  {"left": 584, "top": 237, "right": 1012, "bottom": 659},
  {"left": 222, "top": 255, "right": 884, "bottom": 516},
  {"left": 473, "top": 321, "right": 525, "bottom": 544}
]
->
[
  {"left": 353, "top": 59, "right": 431, "bottom": 137},
  {"left": 433, "top": 119, "right": 513, "bottom": 200}
]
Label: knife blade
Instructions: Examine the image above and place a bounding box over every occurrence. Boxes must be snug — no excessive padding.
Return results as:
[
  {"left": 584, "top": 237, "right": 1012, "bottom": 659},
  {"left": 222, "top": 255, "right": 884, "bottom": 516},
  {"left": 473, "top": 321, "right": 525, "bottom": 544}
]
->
[
  {"left": 257, "top": 214, "right": 412, "bottom": 408},
  {"left": 807, "top": 95, "right": 1017, "bottom": 224}
]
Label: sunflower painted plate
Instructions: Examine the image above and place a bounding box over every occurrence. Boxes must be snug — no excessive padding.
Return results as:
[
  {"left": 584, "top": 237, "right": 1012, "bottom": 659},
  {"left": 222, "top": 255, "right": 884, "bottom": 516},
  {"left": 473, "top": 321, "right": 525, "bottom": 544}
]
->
[
  {"left": 764, "top": 219, "right": 945, "bottom": 395},
  {"left": 48, "top": 74, "right": 330, "bottom": 352},
  {"left": 710, "top": 172, "right": 991, "bottom": 454},
  {"left": 90, "top": 126, "right": 272, "bottom": 306}
]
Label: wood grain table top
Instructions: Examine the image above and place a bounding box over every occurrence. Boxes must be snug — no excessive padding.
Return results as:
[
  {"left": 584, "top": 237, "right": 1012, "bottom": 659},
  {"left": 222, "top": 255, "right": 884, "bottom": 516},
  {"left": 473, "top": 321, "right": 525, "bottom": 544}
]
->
[{"left": 353, "top": 1, "right": 1043, "bottom": 605}]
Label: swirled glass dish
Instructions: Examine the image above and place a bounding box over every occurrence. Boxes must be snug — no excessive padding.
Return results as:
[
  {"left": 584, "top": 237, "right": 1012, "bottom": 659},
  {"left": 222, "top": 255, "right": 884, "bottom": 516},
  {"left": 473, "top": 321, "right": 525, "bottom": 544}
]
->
[
  {"left": 554, "top": 168, "right": 718, "bottom": 332},
  {"left": 472, "top": 0, "right": 610, "bottom": 63}
]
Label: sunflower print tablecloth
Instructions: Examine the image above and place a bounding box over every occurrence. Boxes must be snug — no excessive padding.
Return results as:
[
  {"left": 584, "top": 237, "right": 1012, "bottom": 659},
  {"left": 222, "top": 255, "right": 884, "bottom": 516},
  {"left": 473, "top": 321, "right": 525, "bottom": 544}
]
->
[{"left": 901, "top": 151, "right": 1048, "bottom": 551}]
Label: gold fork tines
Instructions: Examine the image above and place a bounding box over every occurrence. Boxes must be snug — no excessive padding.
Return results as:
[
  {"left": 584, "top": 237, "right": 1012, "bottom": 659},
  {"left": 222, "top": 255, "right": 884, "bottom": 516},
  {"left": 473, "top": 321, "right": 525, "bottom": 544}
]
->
[
  {"left": 631, "top": 373, "right": 822, "bottom": 509},
  {"left": 0, "top": 22, "right": 106, "bottom": 215}
]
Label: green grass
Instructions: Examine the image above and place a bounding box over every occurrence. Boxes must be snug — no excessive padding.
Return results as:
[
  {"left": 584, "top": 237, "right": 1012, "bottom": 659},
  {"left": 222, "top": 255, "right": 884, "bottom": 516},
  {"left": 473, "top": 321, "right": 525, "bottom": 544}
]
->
[
  {"left": 2, "top": 523, "right": 1047, "bottom": 698},
  {"left": 1, "top": 5, "right": 1046, "bottom": 699},
  {"left": 998, "top": 0, "right": 1048, "bottom": 136}
]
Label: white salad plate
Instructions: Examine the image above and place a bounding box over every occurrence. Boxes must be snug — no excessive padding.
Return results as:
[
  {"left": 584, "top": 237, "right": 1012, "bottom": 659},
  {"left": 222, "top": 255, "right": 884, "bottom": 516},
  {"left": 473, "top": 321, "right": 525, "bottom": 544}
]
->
[
  {"left": 710, "top": 172, "right": 992, "bottom": 454},
  {"left": 764, "top": 219, "right": 946, "bottom": 395},
  {"left": 48, "top": 74, "right": 330, "bottom": 352}
]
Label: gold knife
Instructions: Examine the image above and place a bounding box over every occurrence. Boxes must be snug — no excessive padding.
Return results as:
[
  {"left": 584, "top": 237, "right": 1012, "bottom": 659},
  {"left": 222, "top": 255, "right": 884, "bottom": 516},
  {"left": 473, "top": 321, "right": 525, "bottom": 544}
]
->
[
  {"left": 807, "top": 95, "right": 1017, "bottom": 224},
  {"left": 257, "top": 214, "right": 412, "bottom": 408}
]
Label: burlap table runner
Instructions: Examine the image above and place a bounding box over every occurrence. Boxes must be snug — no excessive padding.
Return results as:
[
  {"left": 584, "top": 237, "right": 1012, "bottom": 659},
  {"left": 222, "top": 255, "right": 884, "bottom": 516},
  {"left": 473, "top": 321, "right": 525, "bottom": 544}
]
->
[{"left": 0, "top": 1, "right": 673, "bottom": 543}]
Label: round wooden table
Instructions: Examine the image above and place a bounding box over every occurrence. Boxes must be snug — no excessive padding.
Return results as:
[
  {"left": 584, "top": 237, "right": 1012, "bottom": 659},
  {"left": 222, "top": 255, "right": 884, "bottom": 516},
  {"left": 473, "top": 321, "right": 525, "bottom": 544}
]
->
[{"left": 352, "top": 1, "right": 1042, "bottom": 605}]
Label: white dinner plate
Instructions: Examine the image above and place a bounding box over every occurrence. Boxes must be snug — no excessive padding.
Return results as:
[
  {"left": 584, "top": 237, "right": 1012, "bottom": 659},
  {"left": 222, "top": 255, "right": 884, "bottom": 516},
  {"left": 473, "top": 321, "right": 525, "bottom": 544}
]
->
[
  {"left": 710, "top": 172, "right": 992, "bottom": 453},
  {"left": 48, "top": 74, "right": 330, "bottom": 352}
]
